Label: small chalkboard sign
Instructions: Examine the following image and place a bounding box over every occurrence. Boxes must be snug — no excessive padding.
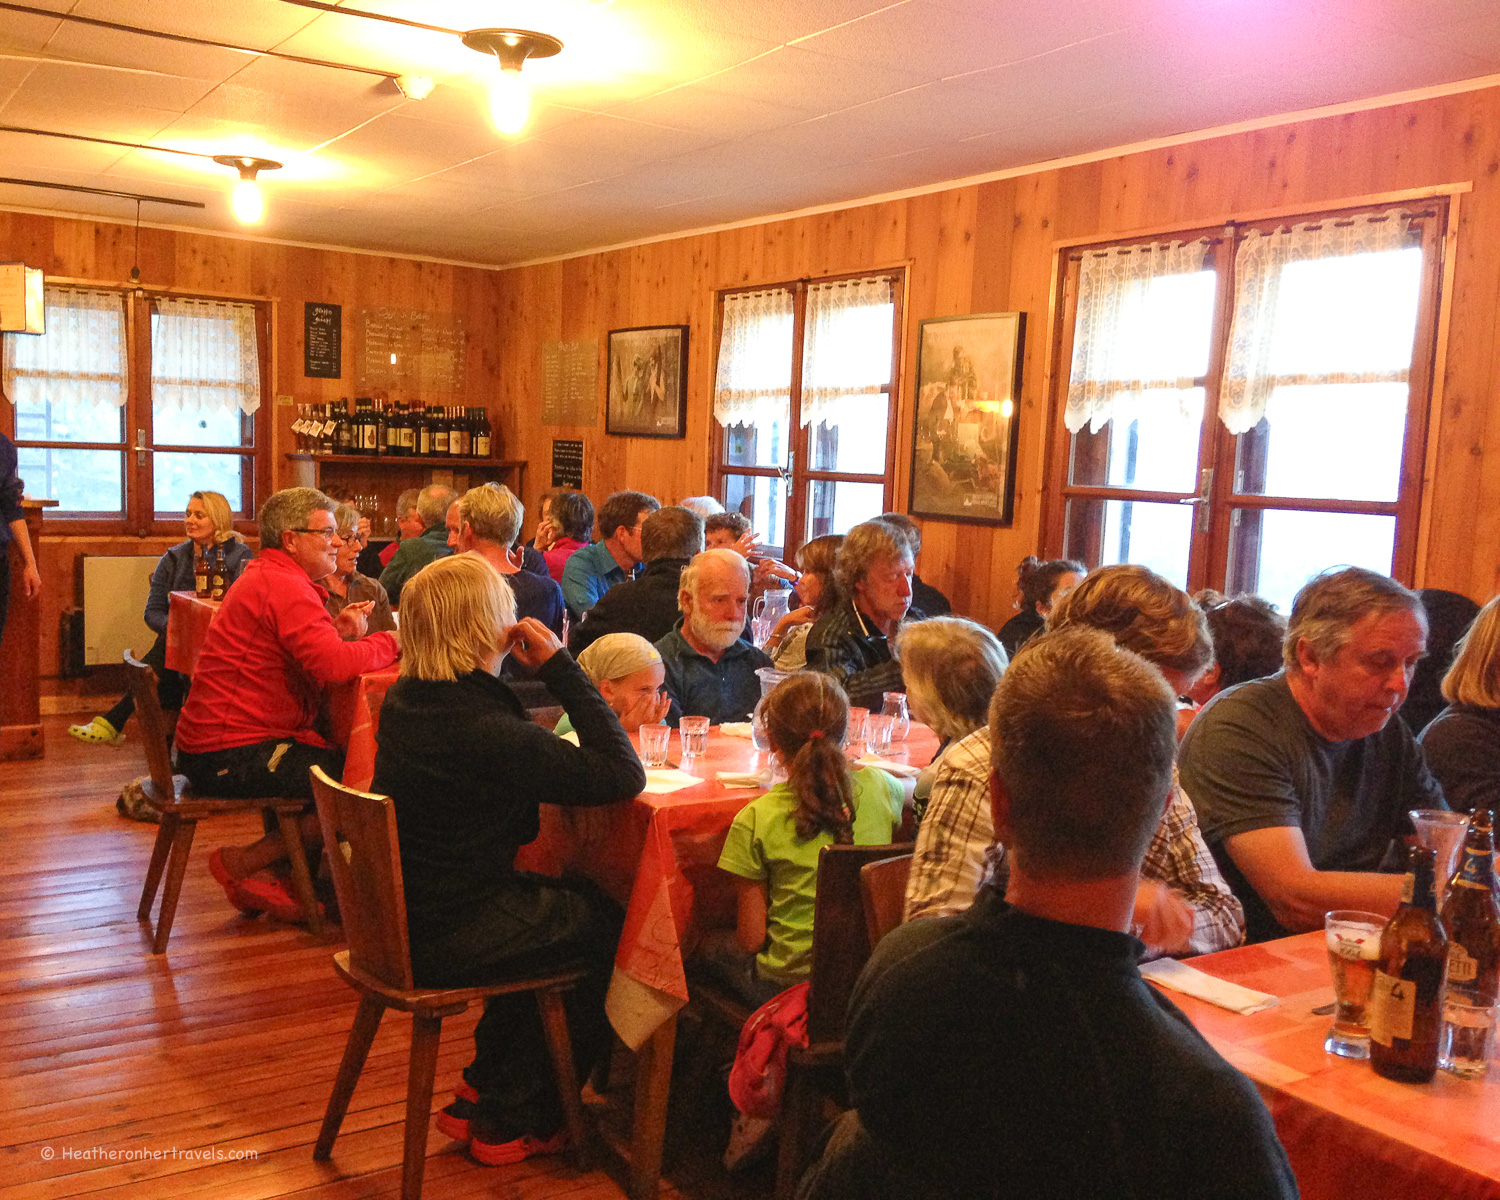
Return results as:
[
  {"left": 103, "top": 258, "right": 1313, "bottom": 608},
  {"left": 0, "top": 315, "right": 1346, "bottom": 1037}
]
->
[
  {"left": 304, "top": 302, "right": 342, "bottom": 379},
  {"left": 552, "top": 439, "right": 584, "bottom": 489}
]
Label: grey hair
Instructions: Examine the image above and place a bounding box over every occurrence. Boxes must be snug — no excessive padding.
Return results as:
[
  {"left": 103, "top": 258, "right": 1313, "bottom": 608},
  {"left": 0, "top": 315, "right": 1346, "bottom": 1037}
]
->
[
  {"left": 878, "top": 512, "right": 922, "bottom": 555},
  {"left": 395, "top": 487, "right": 420, "bottom": 519},
  {"left": 679, "top": 495, "right": 724, "bottom": 518},
  {"left": 895, "top": 617, "right": 1008, "bottom": 741},
  {"left": 332, "top": 502, "right": 361, "bottom": 537},
  {"left": 1284, "top": 567, "right": 1425, "bottom": 674},
  {"left": 259, "top": 487, "right": 335, "bottom": 549},
  {"left": 457, "top": 484, "right": 523, "bottom": 547},
  {"left": 834, "top": 520, "right": 912, "bottom": 598},
  {"left": 415, "top": 483, "right": 457, "bottom": 527},
  {"left": 678, "top": 547, "right": 751, "bottom": 610}
]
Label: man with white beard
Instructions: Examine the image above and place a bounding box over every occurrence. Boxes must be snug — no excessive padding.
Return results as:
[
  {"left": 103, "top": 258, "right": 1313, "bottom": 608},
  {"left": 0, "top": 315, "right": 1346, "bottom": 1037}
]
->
[{"left": 655, "top": 548, "right": 773, "bottom": 724}]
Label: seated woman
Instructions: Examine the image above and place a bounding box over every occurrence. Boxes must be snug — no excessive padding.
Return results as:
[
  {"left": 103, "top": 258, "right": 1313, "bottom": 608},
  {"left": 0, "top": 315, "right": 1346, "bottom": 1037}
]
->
[
  {"left": 704, "top": 672, "right": 905, "bottom": 1009},
  {"left": 894, "top": 616, "right": 1007, "bottom": 831},
  {"left": 541, "top": 491, "right": 595, "bottom": 584},
  {"left": 555, "top": 633, "right": 671, "bottom": 736},
  {"left": 1420, "top": 594, "right": 1500, "bottom": 813},
  {"left": 994, "top": 555, "right": 1083, "bottom": 659},
  {"left": 767, "top": 534, "right": 844, "bottom": 671},
  {"left": 372, "top": 553, "right": 644, "bottom": 1167},
  {"left": 70, "top": 490, "right": 250, "bottom": 747},
  {"left": 1179, "top": 594, "right": 1287, "bottom": 738},
  {"left": 322, "top": 503, "right": 396, "bottom": 639}
]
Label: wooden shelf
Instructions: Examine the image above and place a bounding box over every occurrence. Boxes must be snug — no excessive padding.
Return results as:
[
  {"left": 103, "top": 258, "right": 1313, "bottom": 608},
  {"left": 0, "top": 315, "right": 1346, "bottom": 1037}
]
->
[{"left": 286, "top": 453, "right": 525, "bottom": 469}]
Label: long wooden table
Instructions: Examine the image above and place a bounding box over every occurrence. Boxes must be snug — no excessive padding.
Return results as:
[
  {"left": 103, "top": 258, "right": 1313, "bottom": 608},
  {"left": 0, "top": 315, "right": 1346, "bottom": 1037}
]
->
[{"left": 1167, "top": 932, "right": 1500, "bottom": 1200}]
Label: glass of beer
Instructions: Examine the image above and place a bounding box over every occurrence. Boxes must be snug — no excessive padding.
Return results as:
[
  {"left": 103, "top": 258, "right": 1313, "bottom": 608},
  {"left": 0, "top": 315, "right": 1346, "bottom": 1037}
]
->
[{"left": 1324, "top": 909, "right": 1387, "bottom": 1059}]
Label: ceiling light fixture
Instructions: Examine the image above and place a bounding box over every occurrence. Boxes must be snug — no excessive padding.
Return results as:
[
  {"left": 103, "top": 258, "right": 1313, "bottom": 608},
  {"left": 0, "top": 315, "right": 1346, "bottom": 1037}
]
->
[
  {"left": 462, "top": 29, "right": 562, "bottom": 136},
  {"left": 394, "top": 74, "right": 434, "bottom": 101},
  {"left": 213, "top": 155, "right": 282, "bottom": 224}
]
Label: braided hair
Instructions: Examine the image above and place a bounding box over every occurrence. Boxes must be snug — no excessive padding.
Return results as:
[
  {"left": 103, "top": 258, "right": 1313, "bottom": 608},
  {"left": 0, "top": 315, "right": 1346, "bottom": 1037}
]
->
[{"left": 761, "top": 672, "right": 855, "bottom": 844}]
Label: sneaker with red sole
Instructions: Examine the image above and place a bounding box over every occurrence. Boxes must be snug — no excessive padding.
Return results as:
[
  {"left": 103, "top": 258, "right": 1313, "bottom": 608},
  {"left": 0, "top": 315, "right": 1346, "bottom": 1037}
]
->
[
  {"left": 435, "top": 1098, "right": 477, "bottom": 1142},
  {"left": 469, "top": 1125, "right": 568, "bottom": 1168},
  {"left": 454, "top": 1080, "right": 479, "bottom": 1105},
  {"left": 227, "top": 877, "right": 324, "bottom": 925},
  {"left": 207, "top": 849, "right": 261, "bottom": 917}
]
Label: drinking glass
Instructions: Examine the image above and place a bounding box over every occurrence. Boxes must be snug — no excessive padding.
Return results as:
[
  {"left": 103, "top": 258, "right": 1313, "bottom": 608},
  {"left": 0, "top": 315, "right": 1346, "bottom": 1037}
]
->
[
  {"left": 846, "top": 707, "right": 869, "bottom": 754},
  {"left": 1440, "top": 997, "right": 1498, "bottom": 1079},
  {"left": 639, "top": 723, "right": 671, "bottom": 768},
  {"left": 1409, "top": 809, "right": 1470, "bottom": 910},
  {"left": 1323, "top": 909, "right": 1387, "bottom": 1059},
  {"left": 866, "top": 713, "right": 894, "bottom": 756},
  {"left": 679, "top": 715, "right": 710, "bottom": 759}
]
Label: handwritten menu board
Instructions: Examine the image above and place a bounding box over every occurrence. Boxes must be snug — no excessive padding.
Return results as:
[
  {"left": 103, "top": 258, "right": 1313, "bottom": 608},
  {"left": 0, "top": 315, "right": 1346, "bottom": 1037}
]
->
[
  {"left": 304, "top": 302, "right": 341, "bottom": 378},
  {"left": 541, "top": 340, "right": 597, "bottom": 426},
  {"left": 356, "top": 307, "right": 467, "bottom": 393},
  {"left": 552, "top": 439, "right": 584, "bottom": 489}
]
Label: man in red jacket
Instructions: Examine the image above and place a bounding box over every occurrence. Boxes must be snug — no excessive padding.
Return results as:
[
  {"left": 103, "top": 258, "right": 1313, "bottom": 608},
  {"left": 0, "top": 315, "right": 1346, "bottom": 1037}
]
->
[{"left": 175, "top": 486, "right": 400, "bottom": 918}]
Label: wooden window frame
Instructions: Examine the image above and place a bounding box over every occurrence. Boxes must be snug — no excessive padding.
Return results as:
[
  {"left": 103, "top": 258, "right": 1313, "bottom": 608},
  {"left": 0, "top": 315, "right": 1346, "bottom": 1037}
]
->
[
  {"left": 709, "top": 267, "right": 905, "bottom": 562},
  {"left": 1039, "top": 198, "right": 1447, "bottom": 595},
  {"left": 1, "top": 286, "right": 273, "bottom": 539}
]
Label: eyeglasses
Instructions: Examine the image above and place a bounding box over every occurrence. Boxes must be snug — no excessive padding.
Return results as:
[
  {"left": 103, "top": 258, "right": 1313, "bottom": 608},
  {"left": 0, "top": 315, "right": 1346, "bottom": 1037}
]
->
[{"left": 291, "top": 527, "right": 339, "bottom": 542}]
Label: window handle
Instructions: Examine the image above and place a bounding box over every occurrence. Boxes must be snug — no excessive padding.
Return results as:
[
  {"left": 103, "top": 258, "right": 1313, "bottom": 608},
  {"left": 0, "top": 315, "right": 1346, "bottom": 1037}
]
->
[
  {"left": 135, "top": 427, "right": 149, "bottom": 467},
  {"left": 1178, "top": 467, "right": 1213, "bottom": 532}
]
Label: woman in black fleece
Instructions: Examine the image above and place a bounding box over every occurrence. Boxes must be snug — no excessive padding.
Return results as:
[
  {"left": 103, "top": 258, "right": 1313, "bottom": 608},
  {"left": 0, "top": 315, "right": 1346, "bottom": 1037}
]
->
[{"left": 372, "top": 552, "right": 645, "bottom": 1167}]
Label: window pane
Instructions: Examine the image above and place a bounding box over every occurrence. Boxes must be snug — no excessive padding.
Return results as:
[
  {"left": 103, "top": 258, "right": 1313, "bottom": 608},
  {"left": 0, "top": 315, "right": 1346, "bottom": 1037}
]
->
[
  {"left": 723, "top": 473, "right": 786, "bottom": 555},
  {"left": 17, "top": 446, "right": 123, "bottom": 514},
  {"left": 5, "top": 286, "right": 127, "bottom": 446},
  {"left": 150, "top": 300, "right": 261, "bottom": 426},
  {"left": 1063, "top": 496, "right": 1192, "bottom": 589},
  {"left": 1069, "top": 388, "right": 1205, "bottom": 492},
  {"left": 1235, "top": 383, "right": 1406, "bottom": 502},
  {"left": 810, "top": 399, "right": 888, "bottom": 474},
  {"left": 154, "top": 403, "right": 251, "bottom": 448},
  {"left": 13, "top": 393, "right": 123, "bottom": 444},
  {"left": 1226, "top": 508, "right": 1396, "bottom": 616},
  {"left": 807, "top": 479, "right": 885, "bottom": 541},
  {"left": 723, "top": 417, "right": 787, "bottom": 469},
  {"left": 154, "top": 453, "right": 245, "bottom": 515}
]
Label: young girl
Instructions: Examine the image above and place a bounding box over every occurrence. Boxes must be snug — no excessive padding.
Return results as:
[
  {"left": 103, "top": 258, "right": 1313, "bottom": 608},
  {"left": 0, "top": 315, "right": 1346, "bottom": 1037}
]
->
[{"left": 708, "top": 672, "right": 905, "bottom": 1007}]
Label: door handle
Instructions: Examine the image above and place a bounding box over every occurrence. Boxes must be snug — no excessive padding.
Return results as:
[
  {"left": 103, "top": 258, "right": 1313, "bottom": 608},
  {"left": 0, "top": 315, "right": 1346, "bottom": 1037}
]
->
[
  {"left": 1178, "top": 467, "right": 1213, "bottom": 532},
  {"left": 135, "top": 427, "right": 149, "bottom": 467}
]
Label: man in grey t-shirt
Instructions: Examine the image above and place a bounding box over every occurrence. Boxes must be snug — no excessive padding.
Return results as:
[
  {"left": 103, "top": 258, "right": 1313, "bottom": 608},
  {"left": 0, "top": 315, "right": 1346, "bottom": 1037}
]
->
[{"left": 1179, "top": 568, "right": 1443, "bottom": 943}]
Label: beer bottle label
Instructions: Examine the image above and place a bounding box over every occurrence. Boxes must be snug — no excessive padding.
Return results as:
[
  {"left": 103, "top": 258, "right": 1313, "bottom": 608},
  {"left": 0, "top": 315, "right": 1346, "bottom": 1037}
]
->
[
  {"left": 1400, "top": 872, "right": 1415, "bottom": 904},
  {"left": 1368, "top": 969, "right": 1416, "bottom": 1045},
  {"left": 1453, "top": 850, "right": 1491, "bottom": 890},
  {"left": 1449, "top": 943, "right": 1479, "bottom": 983}
]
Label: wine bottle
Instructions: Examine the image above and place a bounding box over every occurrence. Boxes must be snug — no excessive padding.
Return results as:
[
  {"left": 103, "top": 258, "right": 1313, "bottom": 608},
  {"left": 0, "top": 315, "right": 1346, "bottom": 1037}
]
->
[
  {"left": 1369, "top": 846, "right": 1449, "bottom": 1083},
  {"left": 474, "top": 407, "right": 492, "bottom": 458},
  {"left": 417, "top": 405, "right": 432, "bottom": 457},
  {"left": 334, "top": 399, "right": 353, "bottom": 455},
  {"left": 433, "top": 405, "right": 450, "bottom": 456},
  {"left": 375, "top": 399, "right": 388, "bottom": 456},
  {"left": 1441, "top": 809, "right": 1500, "bottom": 1077}
]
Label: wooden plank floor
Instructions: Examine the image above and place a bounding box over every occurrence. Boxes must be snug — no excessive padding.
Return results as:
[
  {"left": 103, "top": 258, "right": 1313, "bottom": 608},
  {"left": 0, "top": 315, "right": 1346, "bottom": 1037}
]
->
[{"left": 0, "top": 717, "right": 704, "bottom": 1200}]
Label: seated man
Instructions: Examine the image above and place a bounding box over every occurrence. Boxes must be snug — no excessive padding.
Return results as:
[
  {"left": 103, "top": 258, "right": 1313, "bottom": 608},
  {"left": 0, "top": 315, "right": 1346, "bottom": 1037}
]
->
[
  {"left": 378, "top": 483, "right": 455, "bottom": 606},
  {"left": 804, "top": 520, "right": 923, "bottom": 710},
  {"left": 798, "top": 628, "right": 1296, "bottom": 1200},
  {"left": 655, "top": 548, "right": 771, "bottom": 724},
  {"left": 878, "top": 512, "right": 951, "bottom": 617},
  {"left": 377, "top": 487, "right": 421, "bottom": 569},
  {"left": 449, "top": 485, "right": 565, "bottom": 645},
  {"left": 569, "top": 505, "right": 703, "bottom": 654},
  {"left": 1179, "top": 567, "right": 1444, "bottom": 943},
  {"left": 175, "top": 487, "right": 400, "bottom": 918},
  {"left": 560, "top": 490, "right": 660, "bottom": 618}
]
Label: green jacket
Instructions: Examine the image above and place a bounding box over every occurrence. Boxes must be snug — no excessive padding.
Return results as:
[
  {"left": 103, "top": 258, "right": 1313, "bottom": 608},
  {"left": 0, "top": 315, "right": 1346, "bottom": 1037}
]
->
[{"left": 378, "top": 523, "right": 452, "bottom": 606}]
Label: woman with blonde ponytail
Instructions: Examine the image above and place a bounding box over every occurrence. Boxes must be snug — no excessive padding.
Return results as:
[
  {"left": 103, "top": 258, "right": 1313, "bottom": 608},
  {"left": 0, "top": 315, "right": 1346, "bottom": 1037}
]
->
[{"left": 706, "top": 672, "right": 906, "bottom": 1007}]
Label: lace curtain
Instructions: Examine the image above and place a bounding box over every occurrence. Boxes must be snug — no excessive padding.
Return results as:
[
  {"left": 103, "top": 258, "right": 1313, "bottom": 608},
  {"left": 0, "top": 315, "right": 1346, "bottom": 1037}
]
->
[
  {"left": 152, "top": 297, "right": 262, "bottom": 415},
  {"left": 1219, "top": 208, "right": 1418, "bottom": 433},
  {"left": 800, "top": 276, "right": 894, "bottom": 428},
  {"left": 713, "top": 288, "right": 793, "bottom": 429},
  {"left": 2, "top": 287, "right": 127, "bottom": 408},
  {"left": 1065, "top": 240, "right": 1213, "bottom": 434}
]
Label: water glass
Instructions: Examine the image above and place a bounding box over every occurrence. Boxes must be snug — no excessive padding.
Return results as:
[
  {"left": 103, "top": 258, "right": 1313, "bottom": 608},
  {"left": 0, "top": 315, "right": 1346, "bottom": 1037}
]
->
[
  {"left": 846, "top": 707, "right": 869, "bottom": 754},
  {"left": 679, "top": 715, "right": 710, "bottom": 759},
  {"left": 1323, "top": 909, "right": 1386, "bottom": 1059},
  {"left": 639, "top": 723, "right": 671, "bottom": 768},
  {"left": 866, "top": 713, "right": 894, "bottom": 756},
  {"left": 1440, "top": 997, "right": 1498, "bottom": 1079}
]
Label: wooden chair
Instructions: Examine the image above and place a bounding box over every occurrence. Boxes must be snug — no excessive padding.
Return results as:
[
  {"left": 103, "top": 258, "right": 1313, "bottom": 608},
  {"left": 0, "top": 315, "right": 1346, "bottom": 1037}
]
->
[
  {"left": 126, "top": 652, "right": 324, "bottom": 952},
  {"left": 308, "top": 767, "right": 590, "bottom": 1200},
  {"left": 859, "top": 852, "right": 913, "bottom": 947},
  {"left": 690, "top": 840, "right": 915, "bottom": 1199}
]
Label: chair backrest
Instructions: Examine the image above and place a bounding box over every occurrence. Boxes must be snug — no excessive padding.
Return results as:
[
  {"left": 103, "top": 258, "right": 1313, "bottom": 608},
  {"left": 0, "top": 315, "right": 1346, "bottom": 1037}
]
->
[
  {"left": 859, "top": 853, "right": 913, "bottom": 948},
  {"left": 123, "top": 651, "right": 176, "bottom": 797},
  {"left": 807, "top": 841, "right": 914, "bottom": 1043},
  {"left": 309, "top": 766, "right": 415, "bottom": 991}
]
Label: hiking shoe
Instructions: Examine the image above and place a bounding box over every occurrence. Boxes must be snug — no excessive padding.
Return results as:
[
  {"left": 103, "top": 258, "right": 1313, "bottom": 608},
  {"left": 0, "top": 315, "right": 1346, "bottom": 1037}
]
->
[
  {"left": 454, "top": 1080, "right": 480, "bottom": 1105},
  {"left": 227, "top": 877, "right": 324, "bottom": 925},
  {"left": 69, "top": 716, "right": 124, "bottom": 747},
  {"left": 469, "top": 1121, "right": 568, "bottom": 1167},
  {"left": 435, "top": 1098, "right": 478, "bottom": 1142},
  {"left": 208, "top": 848, "right": 260, "bottom": 917}
]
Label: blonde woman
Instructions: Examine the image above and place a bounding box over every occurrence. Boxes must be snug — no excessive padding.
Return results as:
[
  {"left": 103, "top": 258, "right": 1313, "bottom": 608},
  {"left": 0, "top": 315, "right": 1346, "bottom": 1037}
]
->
[
  {"left": 555, "top": 633, "right": 671, "bottom": 736},
  {"left": 71, "top": 490, "right": 250, "bottom": 747},
  {"left": 372, "top": 552, "right": 642, "bottom": 1167},
  {"left": 1419, "top": 594, "right": 1500, "bottom": 813},
  {"left": 320, "top": 503, "right": 396, "bottom": 639}
]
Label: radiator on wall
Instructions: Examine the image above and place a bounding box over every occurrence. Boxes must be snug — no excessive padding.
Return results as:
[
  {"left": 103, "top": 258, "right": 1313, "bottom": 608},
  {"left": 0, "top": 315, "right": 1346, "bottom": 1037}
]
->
[{"left": 80, "top": 556, "right": 160, "bottom": 667}]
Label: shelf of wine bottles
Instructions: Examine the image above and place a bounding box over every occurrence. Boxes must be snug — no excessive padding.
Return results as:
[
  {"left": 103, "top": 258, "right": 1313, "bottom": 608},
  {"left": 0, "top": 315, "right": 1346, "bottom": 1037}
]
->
[{"left": 291, "top": 398, "right": 496, "bottom": 459}]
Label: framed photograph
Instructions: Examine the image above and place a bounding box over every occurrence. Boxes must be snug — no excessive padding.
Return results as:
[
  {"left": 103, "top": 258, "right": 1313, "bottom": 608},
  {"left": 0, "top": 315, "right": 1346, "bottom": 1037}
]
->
[
  {"left": 606, "top": 324, "right": 689, "bottom": 438},
  {"left": 909, "top": 312, "right": 1025, "bottom": 526}
]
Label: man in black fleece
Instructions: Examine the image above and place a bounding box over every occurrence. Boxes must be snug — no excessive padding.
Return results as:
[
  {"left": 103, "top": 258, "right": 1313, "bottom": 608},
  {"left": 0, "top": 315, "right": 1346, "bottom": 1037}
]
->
[
  {"left": 569, "top": 504, "right": 704, "bottom": 655},
  {"left": 372, "top": 553, "right": 645, "bottom": 1167},
  {"left": 798, "top": 628, "right": 1298, "bottom": 1200}
]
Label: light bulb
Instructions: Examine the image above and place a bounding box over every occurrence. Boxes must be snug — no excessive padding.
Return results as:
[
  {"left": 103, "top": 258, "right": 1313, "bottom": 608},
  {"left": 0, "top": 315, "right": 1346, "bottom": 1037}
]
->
[
  {"left": 231, "top": 177, "right": 264, "bottom": 224},
  {"left": 489, "top": 66, "right": 530, "bottom": 135}
]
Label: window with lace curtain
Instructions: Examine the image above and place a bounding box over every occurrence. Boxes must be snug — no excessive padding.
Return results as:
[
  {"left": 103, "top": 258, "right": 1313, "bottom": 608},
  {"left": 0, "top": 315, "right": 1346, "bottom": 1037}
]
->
[
  {"left": 1, "top": 286, "right": 269, "bottom": 532},
  {"left": 711, "top": 271, "right": 903, "bottom": 559},
  {"left": 1042, "top": 201, "right": 1446, "bottom": 613}
]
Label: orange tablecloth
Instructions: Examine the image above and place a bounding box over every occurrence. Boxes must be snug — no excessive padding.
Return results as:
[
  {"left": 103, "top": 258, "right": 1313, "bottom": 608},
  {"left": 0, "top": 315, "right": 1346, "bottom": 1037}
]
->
[{"left": 1170, "top": 932, "right": 1500, "bottom": 1200}]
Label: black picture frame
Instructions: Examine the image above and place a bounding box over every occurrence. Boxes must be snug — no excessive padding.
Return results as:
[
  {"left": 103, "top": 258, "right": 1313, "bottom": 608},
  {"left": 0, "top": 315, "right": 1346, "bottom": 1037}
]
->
[
  {"left": 606, "top": 324, "right": 688, "bottom": 439},
  {"left": 908, "top": 311, "right": 1025, "bottom": 527}
]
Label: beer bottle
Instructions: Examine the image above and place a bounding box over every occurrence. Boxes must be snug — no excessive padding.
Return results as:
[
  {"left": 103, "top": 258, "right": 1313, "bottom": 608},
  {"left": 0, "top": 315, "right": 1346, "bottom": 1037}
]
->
[
  {"left": 1441, "top": 809, "right": 1500, "bottom": 1076},
  {"left": 208, "top": 543, "right": 227, "bottom": 602},
  {"left": 1369, "top": 846, "right": 1449, "bottom": 1082},
  {"left": 193, "top": 548, "right": 210, "bottom": 598}
]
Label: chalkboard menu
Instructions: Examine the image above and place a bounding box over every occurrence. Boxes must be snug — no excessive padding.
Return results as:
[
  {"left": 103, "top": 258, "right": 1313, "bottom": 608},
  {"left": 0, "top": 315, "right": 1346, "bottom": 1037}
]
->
[
  {"left": 541, "top": 340, "right": 598, "bottom": 425},
  {"left": 552, "top": 439, "right": 585, "bottom": 489},
  {"left": 356, "top": 307, "right": 467, "bottom": 393},
  {"left": 303, "top": 302, "right": 341, "bottom": 378}
]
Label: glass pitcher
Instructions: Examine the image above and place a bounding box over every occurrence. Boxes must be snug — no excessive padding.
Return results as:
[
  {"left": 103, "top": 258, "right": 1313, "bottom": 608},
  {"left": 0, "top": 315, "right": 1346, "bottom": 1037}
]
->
[
  {"left": 881, "top": 692, "right": 910, "bottom": 742},
  {"left": 755, "top": 588, "right": 792, "bottom": 628}
]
